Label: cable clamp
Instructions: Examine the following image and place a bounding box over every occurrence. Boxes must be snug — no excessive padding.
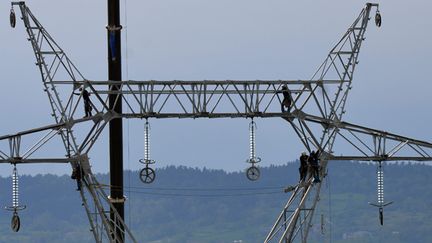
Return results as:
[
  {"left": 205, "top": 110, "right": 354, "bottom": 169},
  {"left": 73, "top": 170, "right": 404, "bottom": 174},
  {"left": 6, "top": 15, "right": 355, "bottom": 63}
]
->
[
  {"left": 106, "top": 25, "right": 123, "bottom": 31},
  {"left": 108, "top": 196, "right": 126, "bottom": 203}
]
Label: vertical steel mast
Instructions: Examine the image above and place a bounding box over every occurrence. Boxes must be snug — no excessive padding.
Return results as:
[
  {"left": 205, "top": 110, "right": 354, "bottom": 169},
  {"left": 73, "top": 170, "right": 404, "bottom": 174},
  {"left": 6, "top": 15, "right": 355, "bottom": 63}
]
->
[{"left": 107, "top": 0, "right": 124, "bottom": 241}]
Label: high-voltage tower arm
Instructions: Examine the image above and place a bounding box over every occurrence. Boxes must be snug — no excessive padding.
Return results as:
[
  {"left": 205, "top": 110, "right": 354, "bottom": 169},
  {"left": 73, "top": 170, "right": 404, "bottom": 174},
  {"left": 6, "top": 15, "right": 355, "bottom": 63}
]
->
[{"left": 3, "top": 2, "right": 432, "bottom": 243}]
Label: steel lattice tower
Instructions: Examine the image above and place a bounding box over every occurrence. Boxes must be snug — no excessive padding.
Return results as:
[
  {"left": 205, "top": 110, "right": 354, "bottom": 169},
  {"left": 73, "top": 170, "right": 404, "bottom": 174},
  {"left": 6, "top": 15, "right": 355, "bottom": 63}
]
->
[{"left": 2, "top": 2, "right": 432, "bottom": 242}]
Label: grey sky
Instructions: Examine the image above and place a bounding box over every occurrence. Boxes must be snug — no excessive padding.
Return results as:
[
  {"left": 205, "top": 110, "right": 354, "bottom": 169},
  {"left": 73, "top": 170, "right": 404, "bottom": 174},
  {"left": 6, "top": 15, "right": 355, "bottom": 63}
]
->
[{"left": 1, "top": 0, "right": 431, "bottom": 176}]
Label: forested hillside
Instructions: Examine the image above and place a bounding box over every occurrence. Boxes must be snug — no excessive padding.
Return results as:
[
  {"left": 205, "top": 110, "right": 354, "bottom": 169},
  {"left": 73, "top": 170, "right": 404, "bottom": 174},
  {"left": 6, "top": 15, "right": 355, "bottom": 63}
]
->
[{"left": 0, "top": 162, "right": 430, "bottom": 243}]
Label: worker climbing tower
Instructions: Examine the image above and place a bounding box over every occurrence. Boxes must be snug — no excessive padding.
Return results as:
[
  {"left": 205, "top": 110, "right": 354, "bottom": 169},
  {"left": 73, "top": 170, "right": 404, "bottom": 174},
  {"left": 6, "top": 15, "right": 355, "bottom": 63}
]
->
[{"left": 3, "top": 2, "right": 432, "bottom": 243}]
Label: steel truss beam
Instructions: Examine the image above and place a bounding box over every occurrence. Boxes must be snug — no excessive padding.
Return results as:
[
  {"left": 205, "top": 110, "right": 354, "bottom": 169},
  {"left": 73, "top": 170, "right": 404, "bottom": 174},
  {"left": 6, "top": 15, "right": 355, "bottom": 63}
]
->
[
  {"left": 52, "top": 79, "right": 344, "bottom": 120},
  {"left": 303, "top": 114, "right": 432, "bottom": 161},
  {"left": 2, "top": 111, "right": 432, "bottom": 164},
  {"left": 4, "top": 2, "right": 429, "bottom": 243}
]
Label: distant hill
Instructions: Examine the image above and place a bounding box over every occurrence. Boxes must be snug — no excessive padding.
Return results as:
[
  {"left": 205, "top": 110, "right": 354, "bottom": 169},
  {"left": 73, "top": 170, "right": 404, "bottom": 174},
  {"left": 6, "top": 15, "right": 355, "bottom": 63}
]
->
[{"left": 0, "top": 162, "right": 431, "bottom": 243}]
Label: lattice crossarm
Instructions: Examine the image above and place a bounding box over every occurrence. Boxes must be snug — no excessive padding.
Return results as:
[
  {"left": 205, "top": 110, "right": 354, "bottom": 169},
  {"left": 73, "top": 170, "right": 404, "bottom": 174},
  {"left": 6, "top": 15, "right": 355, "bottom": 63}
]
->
[
  {"left": 0, "top": 113, "right": 107, "bottom": 164},
  {"left": 50, "top": 79, "right": 348, "bottom": 120},
  {"left": 299, "top": 113, "right": 432, "bottom": 161}
]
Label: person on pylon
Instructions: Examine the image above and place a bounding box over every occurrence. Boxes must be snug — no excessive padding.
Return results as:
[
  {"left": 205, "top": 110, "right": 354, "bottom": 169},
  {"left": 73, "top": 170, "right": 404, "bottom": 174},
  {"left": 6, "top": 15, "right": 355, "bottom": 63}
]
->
[
  {"left": 71, "top": 163, "right": 83, "bottom": 191},
  {"left": 278, "top": 84, "right": 292, "bottom": 112},
  {"left": 308, "top": 150, "right": 321, "bottom": 183},
  {"left": 299, "top": 152, "right": 308, "bottom": 182},
  {"left": 74, "top": 87, "right": 93, "bottom": 117}
]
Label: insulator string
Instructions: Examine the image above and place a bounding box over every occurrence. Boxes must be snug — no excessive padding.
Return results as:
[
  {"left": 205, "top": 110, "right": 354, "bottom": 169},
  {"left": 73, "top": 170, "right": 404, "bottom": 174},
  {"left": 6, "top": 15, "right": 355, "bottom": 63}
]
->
[
  {"left": 144, "top": 120, "right": 150, "bottom": 162},
  {"left": 377, "top": 162, "right": 384, "bottom": 204},
  {"left": 249, "top": 120, "right": 256, "bottom": 161},
  {"left": 12, "top": 165, "right": 19, "bottom": 209}
]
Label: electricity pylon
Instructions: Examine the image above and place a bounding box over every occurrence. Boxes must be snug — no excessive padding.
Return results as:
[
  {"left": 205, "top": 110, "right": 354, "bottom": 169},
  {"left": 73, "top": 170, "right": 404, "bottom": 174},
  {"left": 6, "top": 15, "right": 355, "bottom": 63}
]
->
[{"left": 2, "top": 2, "right": 432, "bottom": 243}]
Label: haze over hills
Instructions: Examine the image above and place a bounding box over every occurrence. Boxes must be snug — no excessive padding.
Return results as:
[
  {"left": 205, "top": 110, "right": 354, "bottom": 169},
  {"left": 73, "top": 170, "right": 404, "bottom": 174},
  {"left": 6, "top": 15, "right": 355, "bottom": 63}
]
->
[{"left": 0, "top": 161, "right": 430, "bottom": 243}]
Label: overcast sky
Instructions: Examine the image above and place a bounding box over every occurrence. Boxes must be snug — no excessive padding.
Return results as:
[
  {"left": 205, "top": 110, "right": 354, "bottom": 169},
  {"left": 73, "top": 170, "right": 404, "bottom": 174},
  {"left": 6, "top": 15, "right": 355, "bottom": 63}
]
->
[{"left": 0, "top": 0, "right": 431, "bottom": 176}]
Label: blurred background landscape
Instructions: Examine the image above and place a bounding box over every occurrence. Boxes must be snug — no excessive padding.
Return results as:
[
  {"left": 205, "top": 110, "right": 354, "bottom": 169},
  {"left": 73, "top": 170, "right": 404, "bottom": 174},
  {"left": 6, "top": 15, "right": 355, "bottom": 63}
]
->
[{"left": 0, "top": 161, "right": 430, "bottom": 243}]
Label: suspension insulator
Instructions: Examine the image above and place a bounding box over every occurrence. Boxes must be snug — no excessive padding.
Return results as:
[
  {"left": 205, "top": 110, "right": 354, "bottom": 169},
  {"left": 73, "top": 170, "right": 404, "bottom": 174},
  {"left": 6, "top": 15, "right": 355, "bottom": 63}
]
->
[
  {"left": 144, "top": 120, "right": 150, "bottom": 162},
  {"left": 12, "top": 167, "right": 19, "bottom": 208},
  {"left": 377, "top": 163, "right": 384, "bottom": 205},
  {"left": 375, "top": 10, "right": 382, "bottom": 27},
  {"left": 6, "top": 165, "right": 26, "bottom": 212},
  {"left": 10, "top": 7, "right": 16, "bottom": 28},
  {"left": 5, "top": 165, "right": 25, "bottom": 232},
  {"left": 139, "top": 120, "right": 156, "bottom": 184},
  {"left": 139, "top": 120, "right": 156, "bottom": 165},
  {"left": 369, "top": 161, "right": 393, "bottom": 225},
  {"left": 247, "top": 120, "right": 261, "bottom": 164},
  {"left": 245, "top": 120, "right": 261, "bottom": 181},
  {"left": 250, "top": 121, "right": 256, "bottom": 161},
  {"left": 9, "top": 165, "right": 24, "bottom": 211}
]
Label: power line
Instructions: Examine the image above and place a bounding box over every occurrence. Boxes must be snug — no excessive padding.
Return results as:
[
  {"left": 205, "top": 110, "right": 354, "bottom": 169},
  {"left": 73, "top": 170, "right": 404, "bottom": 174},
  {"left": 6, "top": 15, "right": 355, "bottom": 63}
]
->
[
  {"left": 124, "top": 190, "right": 283, "bottom": 198},
  {"left": 106, "top": 184, "right": 286, "bottom": 191},
  {"left": 100, "top": 183, "right": 286, "bottom": 197}
]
